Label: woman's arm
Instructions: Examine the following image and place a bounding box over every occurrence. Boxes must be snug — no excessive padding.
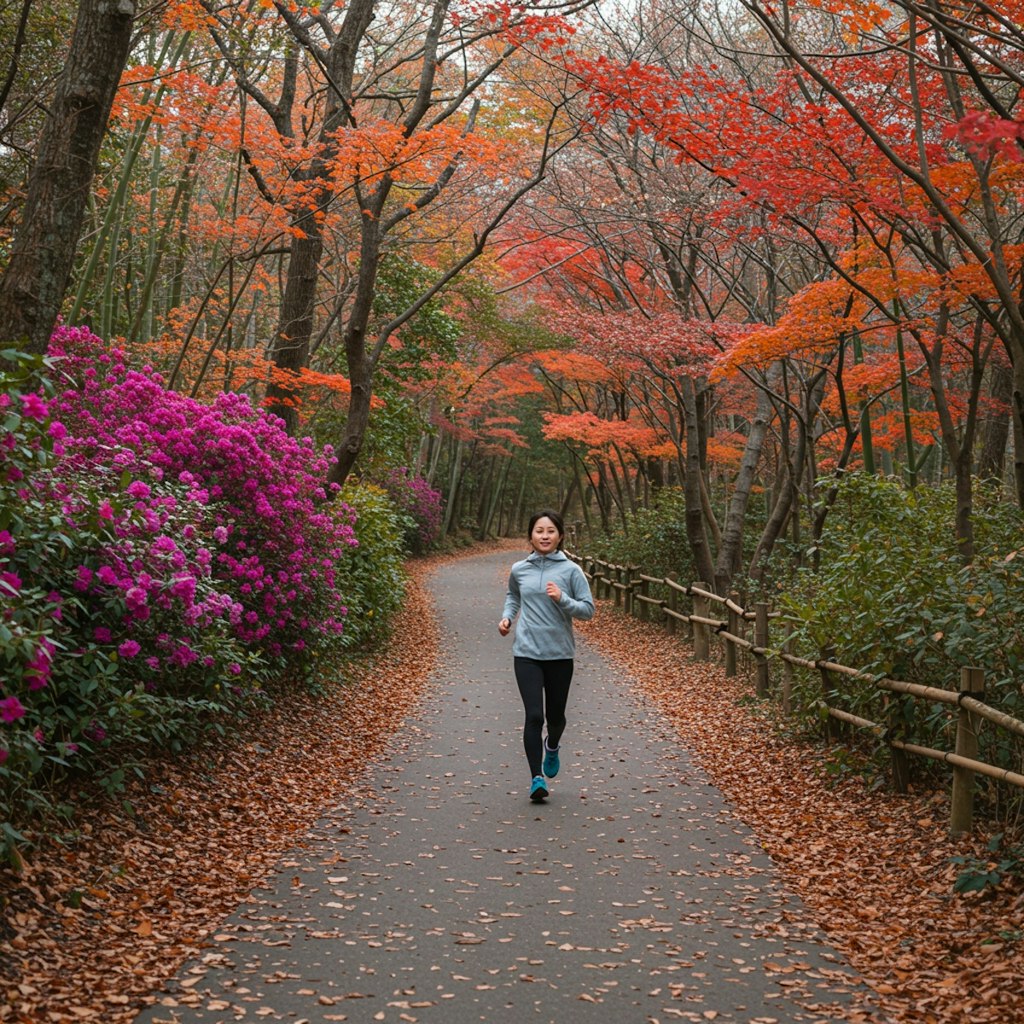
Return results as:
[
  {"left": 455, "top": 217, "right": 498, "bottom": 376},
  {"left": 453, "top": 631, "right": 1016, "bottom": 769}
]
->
[{"left": 557, "top": 564, "right": 595, "bottom": 620}]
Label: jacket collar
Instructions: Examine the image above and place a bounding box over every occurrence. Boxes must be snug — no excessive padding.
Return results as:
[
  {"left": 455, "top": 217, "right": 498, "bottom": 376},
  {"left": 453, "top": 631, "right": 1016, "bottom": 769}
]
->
[{"left": 526, "top": 549, "right": 568, "bottom": 563}]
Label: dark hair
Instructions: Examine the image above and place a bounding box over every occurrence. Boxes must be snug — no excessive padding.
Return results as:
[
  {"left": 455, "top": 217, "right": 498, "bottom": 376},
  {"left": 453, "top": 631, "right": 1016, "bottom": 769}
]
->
[{"left": 528, "top": 509, "right": 565, "bottom": 549}]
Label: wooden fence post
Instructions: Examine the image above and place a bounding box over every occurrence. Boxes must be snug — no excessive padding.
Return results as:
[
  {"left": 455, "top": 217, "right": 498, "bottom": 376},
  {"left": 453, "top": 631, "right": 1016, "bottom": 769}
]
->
[
  {"left": 887, "top": 696, "right": 911, "bottom": 794},
  {"left": 614, "top": 565, "right": 624, "bottom": 609},
  {"left": 754, "top": 602, "right": 770, "bottom": 697},
  {"left": 666, "top": 575, "right": 678, "bottom": 635},
  {"left": 725, "top": 592, "right": 740, "bottom": 677},
  {"left": 950, "top": 666, "right": 985, "bottom": 835},
  {"left": 781, "top": 621, "right": 794, "bottom": 714},
  {"left": 818, "top": 647, "right": 838, "bottom": 740},
  {"left": 637, "top": 575, "right": 649, "bottom": 622},
  {"left": 692, "top": 583, "right": 709, "bottom": 661}
]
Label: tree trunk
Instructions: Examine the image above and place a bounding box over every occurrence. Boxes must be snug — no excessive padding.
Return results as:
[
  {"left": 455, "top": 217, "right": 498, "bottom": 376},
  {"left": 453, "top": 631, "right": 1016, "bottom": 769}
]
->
[
  {"left": 265, "top": 220, "right": 323, "bottom": 433},
  {"left": 1012, "top": 354, "right": 1024, "bottom": 508},
  {"left": 327, "top": 215, "right": 382, "bottom": 486},
  {"left": 681, "top": 376, "right": 715, "bottom": 585},
  {"left": 714, "top": 388, "right": 769, "bottom": 593},
  {"left": 976, "top": 362, "right": 1012, "bottom": 485},
  {"left": 0, "top": 0, "right": 136, "bottom": 351}
]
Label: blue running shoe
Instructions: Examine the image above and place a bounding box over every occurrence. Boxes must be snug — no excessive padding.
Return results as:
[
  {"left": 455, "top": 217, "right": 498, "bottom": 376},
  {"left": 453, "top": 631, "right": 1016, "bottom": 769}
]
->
[
  {"left": 543, "top": 742, "right": 560, "bottom": 779},
  {"left": 530, "top": 775, "right": 548, "bottom": 802}
]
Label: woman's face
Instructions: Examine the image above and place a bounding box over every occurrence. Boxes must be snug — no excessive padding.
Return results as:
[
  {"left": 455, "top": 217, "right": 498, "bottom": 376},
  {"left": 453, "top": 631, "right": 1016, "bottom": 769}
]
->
[{"left": 530, "top": 516, "right": 562, "bottom": 554}]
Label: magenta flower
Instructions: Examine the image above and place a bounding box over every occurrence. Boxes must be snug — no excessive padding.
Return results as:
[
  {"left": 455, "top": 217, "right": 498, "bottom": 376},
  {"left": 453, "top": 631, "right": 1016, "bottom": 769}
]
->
[
  {"left": 20, "top": 638, "right": 55, "bottom": 691},
  {"left": 20, "top": 392, "right": 49, "bottom": 421},
  {"left": 0, "top": 696, "right": 26, "bottom": 723},
  {"left": 118, "top": 639, "right": 141, "bottom": 658},
  {"left": 85, "top": 722, "right": 107, "bottom": 742},
  {"left": 0, "top": 571, "right": 21, "bottom": 596}
]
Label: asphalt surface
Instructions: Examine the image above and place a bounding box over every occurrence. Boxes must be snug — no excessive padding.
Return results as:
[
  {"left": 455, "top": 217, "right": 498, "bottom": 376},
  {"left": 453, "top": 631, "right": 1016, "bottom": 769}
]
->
[{"left": 133, "top": 549, "right": 872, "bottom": 1024}]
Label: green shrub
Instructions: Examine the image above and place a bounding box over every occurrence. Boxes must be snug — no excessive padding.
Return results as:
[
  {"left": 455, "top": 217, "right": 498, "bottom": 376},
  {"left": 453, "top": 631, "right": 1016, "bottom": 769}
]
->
[
  {"left": 333, "top": 482, "right": 407, "bottom": 651},
  {"left": 781, "top": 473, "right": 1024, "bottom": 783},
  {"left": 591, "top": 488, "right": 695, "bottom": 586}
]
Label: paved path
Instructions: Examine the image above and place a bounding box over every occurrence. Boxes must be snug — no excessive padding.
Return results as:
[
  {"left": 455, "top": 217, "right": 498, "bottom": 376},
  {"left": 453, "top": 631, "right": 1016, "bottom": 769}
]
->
[{"left": 134, "top": 550, "right": 872, "bottom": 1024}]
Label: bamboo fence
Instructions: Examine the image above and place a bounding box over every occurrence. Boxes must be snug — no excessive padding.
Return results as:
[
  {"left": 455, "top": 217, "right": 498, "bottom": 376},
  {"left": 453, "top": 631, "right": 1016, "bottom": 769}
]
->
[{"left": 568, "top": 546, "right": 1024, "bottom": 835}]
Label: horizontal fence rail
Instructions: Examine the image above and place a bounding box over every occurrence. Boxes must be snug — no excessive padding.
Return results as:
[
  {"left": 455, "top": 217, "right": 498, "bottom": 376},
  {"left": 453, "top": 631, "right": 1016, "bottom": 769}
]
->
[{"left": 569, "top": 548, "right": 1024, "bottom": 836}]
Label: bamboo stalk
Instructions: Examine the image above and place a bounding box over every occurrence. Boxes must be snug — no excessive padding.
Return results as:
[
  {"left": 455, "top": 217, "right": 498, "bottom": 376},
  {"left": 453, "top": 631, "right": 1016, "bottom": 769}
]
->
[
  {"left": 691, "top": 614, "right": 727, "bottom": 629},
  {"left": 692, "top": 583, "right": 710, "bottom": 661},
  {"left": 890, "top": 742, "right": 1024, "bottom": 790},
  {"left": 960, "top": 696, "right": 1024, "bottom": 738},
  {"left": 822, "top": 704, "right": 885, "bottom": 736},
  {"left": 755, "top": 603, "right": 770, "bottom": 697},
  {"left": 725, "top": 593, "right": 740, "bottom": 677},
  {"left": 69, "top": 32, "right": 193, "bottom": 322},
  {"left": 951, "top": 667, "right": 985, "bottom": 834}
]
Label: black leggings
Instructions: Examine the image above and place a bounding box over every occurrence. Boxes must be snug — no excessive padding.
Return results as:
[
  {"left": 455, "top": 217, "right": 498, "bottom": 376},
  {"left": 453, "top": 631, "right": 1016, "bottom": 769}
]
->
[{"left": 514, "top": 656, "right": 574, "bottom": 777}]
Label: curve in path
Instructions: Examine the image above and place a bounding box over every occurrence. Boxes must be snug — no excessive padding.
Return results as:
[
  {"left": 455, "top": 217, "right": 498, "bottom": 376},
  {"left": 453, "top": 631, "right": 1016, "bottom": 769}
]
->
[{"left": 133, "top": 550, "right": 874, "bottom": 1024}]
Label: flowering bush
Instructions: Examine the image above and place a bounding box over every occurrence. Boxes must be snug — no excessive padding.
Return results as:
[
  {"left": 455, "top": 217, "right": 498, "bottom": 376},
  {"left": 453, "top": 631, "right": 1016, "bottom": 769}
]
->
[
  {"left": 1, "top": 329, "right": 361, "bottom": 860},
  {"left": 48, "top": 326, "right": 358, "bottom": 663},
  {"left": 381, "top": 468, "right": 443, "bottom": 553}
]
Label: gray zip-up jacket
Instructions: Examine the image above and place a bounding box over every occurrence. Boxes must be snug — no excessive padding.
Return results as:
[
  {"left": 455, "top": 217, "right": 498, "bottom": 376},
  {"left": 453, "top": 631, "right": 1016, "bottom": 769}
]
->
[{"left": 502, "top": 550, "right": 595, "bottom": 660}]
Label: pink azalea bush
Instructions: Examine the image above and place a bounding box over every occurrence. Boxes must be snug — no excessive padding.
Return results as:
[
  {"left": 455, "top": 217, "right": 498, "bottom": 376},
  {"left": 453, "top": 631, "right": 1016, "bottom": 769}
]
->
[
  {"left": 1, "top": 329, "right": 361, "bottom": 851},
  {"left": 381, "top": 467, "right": 443, "bottom": 553}
]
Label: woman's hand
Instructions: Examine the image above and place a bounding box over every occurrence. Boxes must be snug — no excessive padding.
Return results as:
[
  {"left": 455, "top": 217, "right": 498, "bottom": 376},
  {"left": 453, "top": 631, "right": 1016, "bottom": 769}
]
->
[
  {"left": 498, "top": 617, "right": 512, "bottom": 636},
  {"left": 545, "top": 582, "right": 562, "bottom": 602}
]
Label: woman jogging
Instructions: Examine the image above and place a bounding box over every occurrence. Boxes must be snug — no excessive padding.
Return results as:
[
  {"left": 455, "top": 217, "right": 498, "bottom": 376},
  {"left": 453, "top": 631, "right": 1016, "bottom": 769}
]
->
[{"left": 499, "top": 510, "right": 595, "bottom": 802}]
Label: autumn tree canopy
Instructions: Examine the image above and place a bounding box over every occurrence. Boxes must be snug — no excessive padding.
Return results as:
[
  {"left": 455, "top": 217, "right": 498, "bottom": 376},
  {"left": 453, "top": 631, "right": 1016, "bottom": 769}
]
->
[{"left": 1, "top": 0, "right": 1022, "bottom": 579}]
